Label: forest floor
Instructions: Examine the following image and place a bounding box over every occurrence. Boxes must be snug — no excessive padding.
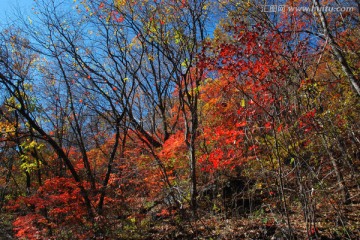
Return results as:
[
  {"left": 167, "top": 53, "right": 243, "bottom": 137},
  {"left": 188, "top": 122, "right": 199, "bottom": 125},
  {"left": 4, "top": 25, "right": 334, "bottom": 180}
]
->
[
  {"left": 135, "top": 176, "right": 360, "bottom": 240},
  {"left": 1, "top": 177, "right": 359, "bottom": 239}
]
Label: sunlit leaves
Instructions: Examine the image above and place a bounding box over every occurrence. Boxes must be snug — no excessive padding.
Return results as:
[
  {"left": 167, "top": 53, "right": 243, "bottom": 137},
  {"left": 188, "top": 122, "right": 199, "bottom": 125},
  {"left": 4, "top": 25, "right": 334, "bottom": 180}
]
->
[
  {"left": 19, "top": 139, "right": 44, "bottom": 172},
  {"left": 10, "top": 177, "right": 95, "bottom": 239}
]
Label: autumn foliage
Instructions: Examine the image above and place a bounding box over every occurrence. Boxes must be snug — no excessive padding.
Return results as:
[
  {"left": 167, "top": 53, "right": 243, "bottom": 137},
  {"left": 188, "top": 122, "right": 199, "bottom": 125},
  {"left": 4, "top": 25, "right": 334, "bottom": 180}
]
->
[{"left": 0, "top": 0, "right": 360, "bottom": 239}]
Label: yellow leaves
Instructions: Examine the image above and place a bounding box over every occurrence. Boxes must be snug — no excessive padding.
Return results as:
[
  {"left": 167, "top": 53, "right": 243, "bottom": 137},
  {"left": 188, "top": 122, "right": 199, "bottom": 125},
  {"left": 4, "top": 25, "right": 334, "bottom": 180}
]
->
[
  {"left": 174, "top": 30, "right": 183, "bottom": 44},
  {"left": 5, "top": 125, "right": 15, "bottom": 134},
  {"left": 114, "top": 0, "right": 136, "bottom": 10},
  {"left": 6, "top": 96, "right": 16, "bottom": 106},
  {"left": 203, "top": 3, "right": 209, "bottom": 10},
  {"left": 241, "top": 99, "right": 246, "bottom": 107},
  {"left": 18, "top": 139, "right": 44, "bottom": 172},
  {"left": 146, "top": 20, "right": 158, "bottom": 35},
  {"left": 24, "top": 84, "right": 33, "bottom": 91},
  {"left": 28, "top": 140, "right": 37, "bottom": 149},
  {"left": 128, "top": 36, "right": 141, "bottom": 49},
  {"left": 148, "top": 54, "right": 154, "bottom": 61},
  {"left": 181, "top": 58, "right": 189, "bottom": 68},
  {"left": 5, "top": 96, "right": 21, "bottom": 111},
  {"left": 21, "top": 140, "right": 44, "bottom": 152},
  {"left": 20, "top": 160, "right": 37, "bottom": 171},
  {"left": 106, "top": 15, "right": 111, "bottom": 24},
  {"left": 212, "top": 203, "right": 220, "bottom": 212},
  {"left": 129, "top": 216, "right": 136, "bottom": 223},
  {"left": 114, "top": 0, "right": 127, "bottom": 8},
  {"left": 0, "top": 121, "right": 15, "bottom": 136}
]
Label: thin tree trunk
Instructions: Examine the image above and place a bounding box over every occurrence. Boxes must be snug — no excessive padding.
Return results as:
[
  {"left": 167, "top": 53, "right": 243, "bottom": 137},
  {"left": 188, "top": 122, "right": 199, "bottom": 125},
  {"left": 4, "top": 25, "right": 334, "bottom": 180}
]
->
[
  {"left": 321, "top": 134, "right": 351, "bottom": 204},
  {"left": 313, "top": 0, "right": 360, "bottom": 96},
  {"left": 272, "top": 122, "right": 294, "bottom": 239},
  {"left": 189, "top": 120, "right": 198, "bottom": 215},
  {"left": 97, "top": 118, "right": 123, "bottom": 214},
  {"left": 17, "top": 107, "right": 95, "bottom": 218}
]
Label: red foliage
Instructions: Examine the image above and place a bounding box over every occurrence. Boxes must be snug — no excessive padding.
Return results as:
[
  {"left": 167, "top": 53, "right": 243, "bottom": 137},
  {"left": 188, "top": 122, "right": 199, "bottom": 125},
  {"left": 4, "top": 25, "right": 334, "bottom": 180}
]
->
[
  {"left": 9, "top": 177, "right": 95, "bottom": 239},
  {"left": 196, "top": 22, "right": 296, "bottom": 174}
]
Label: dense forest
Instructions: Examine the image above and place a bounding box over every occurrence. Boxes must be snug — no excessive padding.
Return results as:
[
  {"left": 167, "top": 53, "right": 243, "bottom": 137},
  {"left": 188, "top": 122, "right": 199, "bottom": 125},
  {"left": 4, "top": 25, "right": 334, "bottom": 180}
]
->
[{"left": 0, "top": 0, "right": 359, "bottom": 239}]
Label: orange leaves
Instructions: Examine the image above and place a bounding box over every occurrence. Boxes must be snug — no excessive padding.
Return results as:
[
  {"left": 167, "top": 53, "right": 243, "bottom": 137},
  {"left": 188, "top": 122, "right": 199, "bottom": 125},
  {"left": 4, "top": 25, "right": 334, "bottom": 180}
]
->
[
  {"left": 111, "top": 11, "right": 124, "bottom": 23},
  {"left": 264, "top": 122, "right": 272, "bottom": 129},
  {"left": 298, "top": 109, "right": 317, "bottom": 133},
  {"left": 9, "top": 177, "right": 95, "bottom": 239},
  {"left": 181, "top": 0, "right": 187, "bottom": 8},
  {"left": 13, "top": 214, "right": 47, "bottom": 239},
  {"left": 199, "top": 124, "right": 246, "bottom": 173},
  {"left": 209, "top": 148, "right": 223, "bottom": 169},
  {"left": 235, "top": 121, "right": 247, "bottom": 128},
  {"left": 197, "top": 23, "right": 295, "bottom": 175},
  {"left": 159, "top": 131, "right": 186, "bottom": 159},
  {"left": 116, "top": 16, "right": 125, "bottom": 23}
]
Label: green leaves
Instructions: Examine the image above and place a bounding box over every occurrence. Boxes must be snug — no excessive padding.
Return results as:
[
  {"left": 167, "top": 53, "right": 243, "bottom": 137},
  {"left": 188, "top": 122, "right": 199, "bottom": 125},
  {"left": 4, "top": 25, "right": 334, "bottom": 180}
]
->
[{"left": 19, "top": 140, "right": 44, "bottom": 173}]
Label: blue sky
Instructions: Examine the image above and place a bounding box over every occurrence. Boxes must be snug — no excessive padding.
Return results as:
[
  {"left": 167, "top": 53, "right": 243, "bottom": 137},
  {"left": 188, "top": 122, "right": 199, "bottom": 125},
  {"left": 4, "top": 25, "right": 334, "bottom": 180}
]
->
[{"left": 0, "top": 0, "right": 34, "bottom": 24}]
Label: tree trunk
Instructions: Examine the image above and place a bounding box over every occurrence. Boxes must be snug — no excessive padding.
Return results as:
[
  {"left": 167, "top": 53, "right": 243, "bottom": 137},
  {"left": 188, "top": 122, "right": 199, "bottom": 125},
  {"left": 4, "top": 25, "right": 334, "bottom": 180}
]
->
[{"left": 313, "top": 0, "right": 360, "bottom": 97}]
